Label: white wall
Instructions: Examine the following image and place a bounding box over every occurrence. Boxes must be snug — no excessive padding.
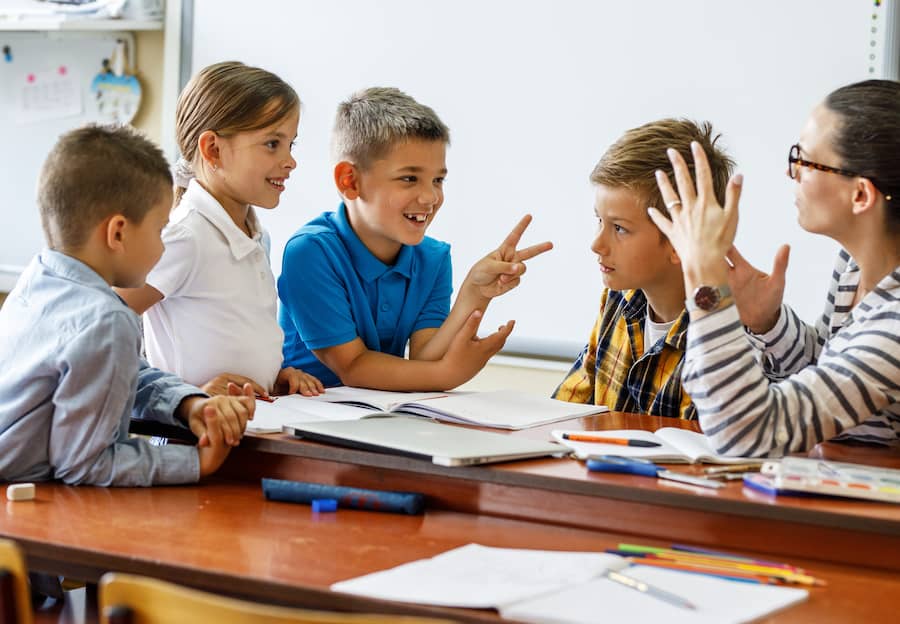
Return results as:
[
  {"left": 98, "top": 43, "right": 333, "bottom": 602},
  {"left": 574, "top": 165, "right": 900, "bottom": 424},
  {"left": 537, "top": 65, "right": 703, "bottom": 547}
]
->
[{"left": 189, "top": 0, "right": 887, "bottom": 360}]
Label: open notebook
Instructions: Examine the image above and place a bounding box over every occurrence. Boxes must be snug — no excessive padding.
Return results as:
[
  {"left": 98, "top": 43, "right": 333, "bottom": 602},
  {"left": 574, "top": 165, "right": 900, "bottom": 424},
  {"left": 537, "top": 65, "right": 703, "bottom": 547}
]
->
[
  {"left": 552, "top": 428, "right": 766, "bottom": 465},
  {"left": 331, "top": 543, "right": 808, "bottom": 624},
  {"left": 248, "top": 387, "right": 606, "bottom": 433}
]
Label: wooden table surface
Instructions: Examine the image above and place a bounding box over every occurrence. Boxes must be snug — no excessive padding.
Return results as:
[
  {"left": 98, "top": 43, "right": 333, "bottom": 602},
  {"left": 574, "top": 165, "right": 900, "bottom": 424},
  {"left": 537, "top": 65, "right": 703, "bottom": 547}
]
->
[
  {"left": 219, "top": 411, "right": 900, "bottom": 571},
  {"left": 5, "top": 480, "right": 900, "bottom": 624}
]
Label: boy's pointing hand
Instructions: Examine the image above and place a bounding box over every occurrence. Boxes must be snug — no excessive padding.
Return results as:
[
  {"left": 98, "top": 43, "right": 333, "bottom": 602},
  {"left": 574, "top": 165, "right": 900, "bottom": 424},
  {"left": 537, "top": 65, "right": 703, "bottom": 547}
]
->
[{"left": 466, "top": 214, "right": 553, "bottom": 300}]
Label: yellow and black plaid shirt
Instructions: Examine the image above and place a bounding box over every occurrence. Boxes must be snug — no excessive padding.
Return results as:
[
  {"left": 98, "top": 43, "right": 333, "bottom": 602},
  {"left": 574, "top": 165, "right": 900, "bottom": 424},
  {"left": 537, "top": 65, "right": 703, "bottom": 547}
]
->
[{"left": 552, "top": 288, "right": 696, "bottom": 420}]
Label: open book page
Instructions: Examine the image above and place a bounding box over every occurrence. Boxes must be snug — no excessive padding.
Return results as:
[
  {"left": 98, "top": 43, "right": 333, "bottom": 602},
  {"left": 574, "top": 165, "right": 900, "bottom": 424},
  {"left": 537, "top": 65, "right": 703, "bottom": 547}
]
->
[
  {"left": 654, "top": 428, "right": 766, "bottom": 465},
  {"left": 300, "top": 386, "right": 449, "bottom": 412},
  {"left": 397, "top": 391, "right": 608, "bottom": 430},
  {"left": 330, "top": 543, "right": 626, "bottom": 609},
  {"left": 551, "top": 429, "right": 691, "bottom": 463},
  {"left": 246, "top": 396, "right": 374, "bottom": 434},
  {"left": 552, "top": 428, "right": 767, "bottom": 464},
  {"left": 500, "top": 564, "right": 808, "bottom": 624}
]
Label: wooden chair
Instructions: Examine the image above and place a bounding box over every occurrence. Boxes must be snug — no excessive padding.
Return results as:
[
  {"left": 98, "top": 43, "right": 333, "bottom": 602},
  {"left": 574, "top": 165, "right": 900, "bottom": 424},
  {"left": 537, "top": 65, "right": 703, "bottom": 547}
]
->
[
  {"left": 99, "top": 573, "right": 453, "bottom": 624},
  {"left": 0, "top": 539, "right": 33, "bottom": 624}
]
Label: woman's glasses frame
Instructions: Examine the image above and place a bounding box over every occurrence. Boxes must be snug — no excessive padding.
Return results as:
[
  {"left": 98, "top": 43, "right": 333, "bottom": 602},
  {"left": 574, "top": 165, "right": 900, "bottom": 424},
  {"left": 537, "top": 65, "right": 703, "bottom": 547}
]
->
[{"left": 787, "top": 143, "right": 860, "bottom": 180}]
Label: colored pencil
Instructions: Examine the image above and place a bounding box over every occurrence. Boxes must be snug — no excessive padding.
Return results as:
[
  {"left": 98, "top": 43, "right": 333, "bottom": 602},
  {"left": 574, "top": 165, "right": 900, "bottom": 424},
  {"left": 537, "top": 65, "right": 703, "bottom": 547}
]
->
[{"left": 615, "top": 544, "right": 824, "bottom": 585}]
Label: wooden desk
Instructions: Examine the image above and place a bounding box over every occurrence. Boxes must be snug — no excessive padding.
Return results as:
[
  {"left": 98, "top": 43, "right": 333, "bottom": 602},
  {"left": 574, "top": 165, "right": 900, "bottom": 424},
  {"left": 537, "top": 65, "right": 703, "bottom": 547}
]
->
[
  {"left": 218, "top": 412, "right": 900, "bottom": 572},
  {"left": 3, "top": 481, "right": 899, "bottom": 624}
]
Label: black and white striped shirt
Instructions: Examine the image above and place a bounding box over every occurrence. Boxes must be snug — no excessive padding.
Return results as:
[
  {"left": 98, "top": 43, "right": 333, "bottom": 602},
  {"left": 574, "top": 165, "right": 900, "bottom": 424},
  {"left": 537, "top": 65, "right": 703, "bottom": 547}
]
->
[{"left": 683, "top": 250, "right": 900, "bottom": 457}]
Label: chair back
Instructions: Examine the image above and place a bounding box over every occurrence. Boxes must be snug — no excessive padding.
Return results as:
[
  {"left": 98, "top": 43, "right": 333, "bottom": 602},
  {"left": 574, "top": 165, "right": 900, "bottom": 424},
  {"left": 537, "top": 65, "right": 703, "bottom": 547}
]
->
[
  {"left": 0, "top": 539, "right": 32, "bottom": 624},
  {"left": 99, "top": 573, "right": 453, "bottom": 624}
]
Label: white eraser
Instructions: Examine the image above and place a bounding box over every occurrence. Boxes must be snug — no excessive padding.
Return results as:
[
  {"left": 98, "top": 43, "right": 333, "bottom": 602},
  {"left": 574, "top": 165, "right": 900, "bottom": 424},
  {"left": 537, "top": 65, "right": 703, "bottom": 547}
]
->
[{"left": 6, "top": 483, "right": 35, "bottom": 501}]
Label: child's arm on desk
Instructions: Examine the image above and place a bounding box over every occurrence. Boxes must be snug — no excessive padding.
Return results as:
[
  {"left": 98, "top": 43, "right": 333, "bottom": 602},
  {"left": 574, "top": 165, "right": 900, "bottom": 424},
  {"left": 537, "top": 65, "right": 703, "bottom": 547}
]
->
[
  {"left": 179, "top": 382, "right": 255, "bottom": 449},
  {"left": 314, "top": 310, "right": 512, "bottom": 391},
  {"left": 412, "top": 214, "right": 552, "bottom": 362},
  {"left": 194, "top": 404, "right": 236, "bottom": 477}
]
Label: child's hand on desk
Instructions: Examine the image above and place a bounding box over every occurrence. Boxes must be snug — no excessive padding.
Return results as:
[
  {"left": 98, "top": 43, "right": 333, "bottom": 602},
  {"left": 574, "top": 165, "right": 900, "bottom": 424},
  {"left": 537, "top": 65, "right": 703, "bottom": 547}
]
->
[
  {"left": 274, "top": 367, "right": 325, "bottom": 396},
  {"left": 439, "top": 311, "right": 514, "bottom": 388},
  {"left": 183, "top": 383, "right": 256, "bottom": 448},
  {"left": 196, "top": 406, "right": 234, "bottom": 477},
  {"left": 202, "top": 373, "right": 268, "bottom": 398},
  {"left": 463, "top": 215, "right": 553, "bottom": 302}
]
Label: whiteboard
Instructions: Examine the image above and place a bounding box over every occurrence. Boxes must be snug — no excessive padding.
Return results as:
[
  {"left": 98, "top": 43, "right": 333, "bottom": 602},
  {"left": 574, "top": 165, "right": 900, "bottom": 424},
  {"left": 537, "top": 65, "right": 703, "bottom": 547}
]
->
[
  {"left": 189, "top": 0, "right": 889, "bottom": 358},
  {"left": 0, "top": 31, "right": 135, "bottom": 289}
]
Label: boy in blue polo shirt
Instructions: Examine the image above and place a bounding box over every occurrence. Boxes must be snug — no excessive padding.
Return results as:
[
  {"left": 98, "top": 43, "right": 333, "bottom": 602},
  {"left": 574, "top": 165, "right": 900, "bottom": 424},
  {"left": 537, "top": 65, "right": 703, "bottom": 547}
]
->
[{"left": 278, "top": 87, "right": 551, "bottom": 390}]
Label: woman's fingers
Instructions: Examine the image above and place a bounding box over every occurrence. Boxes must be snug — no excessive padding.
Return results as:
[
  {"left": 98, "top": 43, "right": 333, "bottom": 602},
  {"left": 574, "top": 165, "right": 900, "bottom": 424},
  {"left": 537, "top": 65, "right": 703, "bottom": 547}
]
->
[
  {"left": 647, "top": 207, "right": 675, "bottom": 240},
  {"left": 667, "top": 147, "right": 698, "bottom": 207},
  {"left": 655, "top": 169, "right": 682, "bottom": 214},
  {"left": 691, "top": 141, "right": 716, "bottom": 201},
  {"left": 723, "top": 173, "right": 743, "bottom": 232}
]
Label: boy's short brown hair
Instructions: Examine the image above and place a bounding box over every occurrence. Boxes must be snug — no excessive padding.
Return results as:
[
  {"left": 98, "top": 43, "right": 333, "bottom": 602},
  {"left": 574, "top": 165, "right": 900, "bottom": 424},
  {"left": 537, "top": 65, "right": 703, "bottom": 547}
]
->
[
  {"left": 591, "top": 118, "right": 734, "bottom": 218},
  {"left": 38, "top": 124, "right": 172, "bottom": 251},
  {"left": 331, "top": 87, "right": 450, "bottom": 171}
]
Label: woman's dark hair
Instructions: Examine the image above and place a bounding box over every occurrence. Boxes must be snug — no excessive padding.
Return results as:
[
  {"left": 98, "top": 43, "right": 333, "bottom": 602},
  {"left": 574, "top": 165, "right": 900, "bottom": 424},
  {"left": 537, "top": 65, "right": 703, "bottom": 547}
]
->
[{"left": 825, "top": 79, "right": 900, "bottom": 229}]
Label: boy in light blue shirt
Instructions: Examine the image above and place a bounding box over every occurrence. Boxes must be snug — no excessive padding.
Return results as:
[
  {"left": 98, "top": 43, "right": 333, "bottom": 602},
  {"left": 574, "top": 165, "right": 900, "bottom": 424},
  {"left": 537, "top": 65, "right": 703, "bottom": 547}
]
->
[
  {"left": 279, "top": 87, "right": 551, "bottom": 390},
  {"left": 0, "top": 125, "right": 255, "bottom": 486}
]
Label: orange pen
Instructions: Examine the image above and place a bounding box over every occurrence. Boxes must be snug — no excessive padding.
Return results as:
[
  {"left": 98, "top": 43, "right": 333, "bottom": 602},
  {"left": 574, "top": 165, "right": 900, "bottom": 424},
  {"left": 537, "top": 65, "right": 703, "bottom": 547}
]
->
[{"left": 561, "top": 434, "right": 661, "bottom": 447}]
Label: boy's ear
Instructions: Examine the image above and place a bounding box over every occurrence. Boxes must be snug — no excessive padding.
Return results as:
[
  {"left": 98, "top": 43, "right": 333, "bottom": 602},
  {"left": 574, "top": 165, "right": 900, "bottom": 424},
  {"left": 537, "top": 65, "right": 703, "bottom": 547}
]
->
[
  {"left": 105, "top": 215, "right": 128, "bottom": 252},
  {"left": 334, "top": 161, "right": 360, "bottom": 200},
  {"left": 197, "top": 130, "right": 220, "bottom": 171},
  {"left": 851, "top": 177, "right": 879, "bottom": 216},
  {"left": 665, "top": 239, "right": 681, "bottom": 265}
]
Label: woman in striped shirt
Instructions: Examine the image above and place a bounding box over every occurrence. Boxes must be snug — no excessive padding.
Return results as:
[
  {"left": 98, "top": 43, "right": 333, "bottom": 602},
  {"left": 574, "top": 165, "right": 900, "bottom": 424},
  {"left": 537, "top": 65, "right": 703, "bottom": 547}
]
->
[{"left": 648, "top": 80, "right": 900, "bottom": 457}]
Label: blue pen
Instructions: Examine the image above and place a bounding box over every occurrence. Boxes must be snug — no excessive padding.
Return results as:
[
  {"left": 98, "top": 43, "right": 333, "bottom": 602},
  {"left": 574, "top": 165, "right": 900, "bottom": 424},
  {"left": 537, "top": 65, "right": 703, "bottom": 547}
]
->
[
  {"left": 261, "top": 478, "right": 425, "bottom": 515},
  {"left": 587, "top": 456, "right": 725, "bottom": 489}
]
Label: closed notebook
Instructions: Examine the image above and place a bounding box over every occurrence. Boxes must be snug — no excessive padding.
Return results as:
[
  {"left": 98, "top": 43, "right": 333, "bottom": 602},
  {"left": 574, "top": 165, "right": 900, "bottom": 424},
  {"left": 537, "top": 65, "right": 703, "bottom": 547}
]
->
[
  {"left": 287, "top": 416, "right": 566, "bottom": 467},
  {"left": 248, "top": 386, "right": 606, "bottom": 433},
  {"left": 552, "top": 428, "right": 765, "bottom": 465},
  {"left": 331, "top": 543, "right": 807, "bottom": 624}
]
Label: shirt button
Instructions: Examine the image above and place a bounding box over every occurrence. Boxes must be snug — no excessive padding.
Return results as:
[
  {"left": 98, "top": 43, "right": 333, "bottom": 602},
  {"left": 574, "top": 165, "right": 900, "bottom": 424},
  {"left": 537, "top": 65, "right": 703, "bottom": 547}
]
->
[{"left": 380, "top": 303, "right": 390, "bottom": 312}]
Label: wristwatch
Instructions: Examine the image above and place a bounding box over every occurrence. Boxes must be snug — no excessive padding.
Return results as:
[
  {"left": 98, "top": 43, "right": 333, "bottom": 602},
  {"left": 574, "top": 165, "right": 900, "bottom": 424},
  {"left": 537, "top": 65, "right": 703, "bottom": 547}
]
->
[{"left": 686, "top": 284, "right": 732, "bottom": 313}]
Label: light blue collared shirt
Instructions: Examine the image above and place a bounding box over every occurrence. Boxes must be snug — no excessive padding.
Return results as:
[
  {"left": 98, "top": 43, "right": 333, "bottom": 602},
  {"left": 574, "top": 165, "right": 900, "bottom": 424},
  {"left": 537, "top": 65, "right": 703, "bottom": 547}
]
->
[{"left": 0, "top": 250, "right": 202, "bottom": 486}]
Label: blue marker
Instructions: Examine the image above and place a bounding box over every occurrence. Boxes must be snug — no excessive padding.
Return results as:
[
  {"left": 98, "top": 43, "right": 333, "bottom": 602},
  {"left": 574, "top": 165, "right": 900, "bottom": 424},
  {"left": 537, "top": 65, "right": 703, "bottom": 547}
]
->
[
  {"left": 262, "top": 478, "right": 425, "bottom": 515},
  {"left": 2, "top": 46, "right": 11, "bottom": 63}
]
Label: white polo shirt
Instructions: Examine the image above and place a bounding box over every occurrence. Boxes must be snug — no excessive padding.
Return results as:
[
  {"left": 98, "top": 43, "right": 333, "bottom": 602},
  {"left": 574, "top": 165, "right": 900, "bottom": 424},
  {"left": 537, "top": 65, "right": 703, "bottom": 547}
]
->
[{"left": 143, "top": 180, "right": 284, "bottom": 391}]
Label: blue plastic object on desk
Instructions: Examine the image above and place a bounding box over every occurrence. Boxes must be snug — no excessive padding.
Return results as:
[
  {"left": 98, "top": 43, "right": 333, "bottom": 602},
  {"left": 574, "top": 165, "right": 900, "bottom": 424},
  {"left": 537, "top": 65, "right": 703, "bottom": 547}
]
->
[
  {"left": 262, "top": 478, "right": 425, "bottom": 515},
  {"left": 586, "top": 455, "right": 661, "bottom": 477},
  {"left": 311, "top": 498, "right": 338, "bottom": 513}
]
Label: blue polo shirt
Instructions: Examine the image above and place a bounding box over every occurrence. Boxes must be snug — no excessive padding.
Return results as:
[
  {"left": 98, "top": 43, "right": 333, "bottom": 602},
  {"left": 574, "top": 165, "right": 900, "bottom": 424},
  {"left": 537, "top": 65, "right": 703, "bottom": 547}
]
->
[{"left": 278, "top": 203, "right": 452, "bottom": 387}]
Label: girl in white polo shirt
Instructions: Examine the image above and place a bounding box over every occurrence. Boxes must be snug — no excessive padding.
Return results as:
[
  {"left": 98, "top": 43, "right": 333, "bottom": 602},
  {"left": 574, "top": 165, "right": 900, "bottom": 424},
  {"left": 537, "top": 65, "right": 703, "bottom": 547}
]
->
[{"left": 118, "top": 61, "right": 323, "bottom": 398}]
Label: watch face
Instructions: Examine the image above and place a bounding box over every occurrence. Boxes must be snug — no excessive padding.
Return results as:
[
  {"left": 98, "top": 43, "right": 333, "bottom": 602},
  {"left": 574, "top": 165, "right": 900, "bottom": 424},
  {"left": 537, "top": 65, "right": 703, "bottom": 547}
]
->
[{"left": 694, "top": 286, "right": 720, "bottom": 311}]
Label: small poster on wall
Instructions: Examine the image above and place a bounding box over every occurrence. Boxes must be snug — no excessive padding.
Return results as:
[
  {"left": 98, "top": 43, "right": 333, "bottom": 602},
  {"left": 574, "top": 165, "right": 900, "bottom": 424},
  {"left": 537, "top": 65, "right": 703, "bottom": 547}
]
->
[{"left": 15, "top": 66, "right": 82, "bottom": 125}]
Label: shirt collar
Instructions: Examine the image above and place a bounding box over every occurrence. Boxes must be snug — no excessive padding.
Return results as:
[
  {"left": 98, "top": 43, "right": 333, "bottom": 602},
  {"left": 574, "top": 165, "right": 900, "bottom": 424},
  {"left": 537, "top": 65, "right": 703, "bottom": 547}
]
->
[
  {"left": 181, "top": 179, "right": 263, "bottom": 261},
  {"left": 621, "top": 289, "right": 689, "bottom": 350},
  {"left": 40, "top": 249, "right": 111, "bottom": 293},
  {"left": 333, "top": 203, "right": 413, "bottom": 282}
]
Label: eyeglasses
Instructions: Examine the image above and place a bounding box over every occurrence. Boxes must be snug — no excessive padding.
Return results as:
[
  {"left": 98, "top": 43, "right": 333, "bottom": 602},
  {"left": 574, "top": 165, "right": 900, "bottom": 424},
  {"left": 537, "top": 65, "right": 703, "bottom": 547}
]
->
[
  {"left": 787, "top": 144, "right": 860, "bottom": 180},
  {"left": 788, "top": 144, "right": 892, "bottom": 201}
]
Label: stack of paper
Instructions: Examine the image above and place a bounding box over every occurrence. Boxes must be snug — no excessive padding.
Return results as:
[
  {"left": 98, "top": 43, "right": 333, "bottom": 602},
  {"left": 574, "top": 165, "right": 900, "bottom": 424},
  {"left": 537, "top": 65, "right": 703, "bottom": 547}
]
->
[{"left": 331, "top": 544, "right": 808, "bottom": 624}]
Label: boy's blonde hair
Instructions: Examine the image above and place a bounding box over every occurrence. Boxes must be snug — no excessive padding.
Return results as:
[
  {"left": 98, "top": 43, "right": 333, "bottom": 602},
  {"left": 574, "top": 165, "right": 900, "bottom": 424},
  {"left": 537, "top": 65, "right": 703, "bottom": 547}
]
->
[
  {"left": 331, "top": 87, "right": 450, "bottom": 170},
  {"left": 591, "top": 118, "right": 734, "bottom": 218},
  {"left": 38, "top": 124, "right": 171, "bottom": 251},
  {"left": 175, "top": 61, "right": 300, "bottom": 204}
]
